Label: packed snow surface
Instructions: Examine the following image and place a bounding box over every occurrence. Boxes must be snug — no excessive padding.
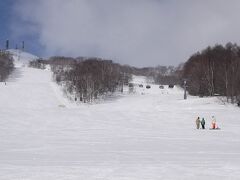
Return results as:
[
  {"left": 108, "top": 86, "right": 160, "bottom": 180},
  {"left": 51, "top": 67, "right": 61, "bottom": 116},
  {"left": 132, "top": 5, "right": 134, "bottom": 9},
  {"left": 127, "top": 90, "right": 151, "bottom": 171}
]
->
[{"left": 0, "top": 55, "right": 240, "bottom": 179}]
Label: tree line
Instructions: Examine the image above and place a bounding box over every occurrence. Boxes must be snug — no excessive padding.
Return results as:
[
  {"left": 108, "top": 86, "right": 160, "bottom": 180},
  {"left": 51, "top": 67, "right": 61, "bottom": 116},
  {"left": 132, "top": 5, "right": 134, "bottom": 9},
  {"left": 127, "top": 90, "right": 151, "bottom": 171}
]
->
[
  {"left": 29, "top": 42, "right": 240, "bottom": 104},
  {"left": 153, "top": 65, "right": 182, "bottom": 85},
  {"left": 182, "top": 43, "right": 240, "bottom": 103},
  {"left": 0, "top": 50, "right": 14, "bottom": 81},
  {"left": 115, "top": 65, "right": 181, "bottom": 85},
  {"left": 30, "top": 56, "right": 131, "bottom": 103}
]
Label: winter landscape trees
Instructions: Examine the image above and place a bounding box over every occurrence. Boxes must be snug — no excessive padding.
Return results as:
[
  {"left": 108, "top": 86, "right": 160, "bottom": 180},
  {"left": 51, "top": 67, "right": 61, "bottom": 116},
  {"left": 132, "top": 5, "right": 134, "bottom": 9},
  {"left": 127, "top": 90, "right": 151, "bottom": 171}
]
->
[
  {"left": 30, "top": 56, "right": 131, "bottom": 103},
  {"left": 115, "top": 65, "right": 181, "bottom": 86},
  {"left": 153, "top": 65, "right": 181, "bottom": 85},
  {"left": 47, "top": 57, "right": 180, "bottom": 103},
  {"left": 27, "top": 42, "right": 240, "bottom": 105},
  {"left": 182, "top": 43, "right": 240, "bottom": 103},
  {"left": 0, "top": 51, "right": 14, "bottom": 81},
  {"left": 29, "top": 59, "right": 47, "bottom": 69},
  {"left": 59, "top": 58, "right": 128, "bottom": 103}
]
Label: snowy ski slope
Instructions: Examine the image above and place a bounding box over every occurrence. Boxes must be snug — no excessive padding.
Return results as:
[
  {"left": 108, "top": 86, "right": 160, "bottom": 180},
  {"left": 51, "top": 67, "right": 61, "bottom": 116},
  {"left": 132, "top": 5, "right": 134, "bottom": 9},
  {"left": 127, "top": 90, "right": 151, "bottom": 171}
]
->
[
  {"left": 0, "top": 53, "right": 240, "bottom": 179},
  {"left": 7, "top": 49, "right": 39, "bottom": 67}
]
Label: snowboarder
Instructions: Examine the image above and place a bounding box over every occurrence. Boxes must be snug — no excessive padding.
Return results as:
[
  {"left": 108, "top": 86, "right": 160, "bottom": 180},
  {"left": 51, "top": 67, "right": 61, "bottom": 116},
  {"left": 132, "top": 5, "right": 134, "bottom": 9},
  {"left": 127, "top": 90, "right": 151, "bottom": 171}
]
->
[
  {"left": 211, "top": 116, "right": 217, "bottom": 129},
  {"left": 196, "top": 117, "right": 201, "bottom": 129},
  {"left": 201, "top": 118, "right": 205, "bottom": 129}
]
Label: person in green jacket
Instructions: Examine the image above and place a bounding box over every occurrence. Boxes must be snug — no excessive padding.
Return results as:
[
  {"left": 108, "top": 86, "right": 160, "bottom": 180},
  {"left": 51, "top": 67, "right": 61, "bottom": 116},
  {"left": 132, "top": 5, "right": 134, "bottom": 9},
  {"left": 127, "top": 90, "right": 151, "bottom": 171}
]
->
[
  {"left": 201, "top": 118, "right": 205, "bottom": 129},
  {"left": 196, "top": 117, "right": 201, "bottom": 129}
]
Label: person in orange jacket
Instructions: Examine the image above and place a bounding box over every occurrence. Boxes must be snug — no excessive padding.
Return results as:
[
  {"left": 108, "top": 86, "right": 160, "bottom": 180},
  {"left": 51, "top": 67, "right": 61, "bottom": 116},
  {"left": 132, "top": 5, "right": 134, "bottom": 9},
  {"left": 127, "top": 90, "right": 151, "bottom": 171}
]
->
[{"left": 211, "top": 116, "right": 217, "bottom": 129}]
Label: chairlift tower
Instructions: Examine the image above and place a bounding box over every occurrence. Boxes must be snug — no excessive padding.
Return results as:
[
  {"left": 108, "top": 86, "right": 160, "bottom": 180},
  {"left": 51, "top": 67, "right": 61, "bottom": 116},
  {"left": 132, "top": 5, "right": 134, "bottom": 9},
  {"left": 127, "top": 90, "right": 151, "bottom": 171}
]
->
[
  {"left": 22, "top": 41, "right": 25, "bottom": 51},
  {"left": 6, "top": 39, "right": 9, "bottom": 50},
  {"left": 17, "top": 48, "right": 21, "bottom": 61},
  {"left": 184, "top": 80, "right": 187, "bottom": 100}
]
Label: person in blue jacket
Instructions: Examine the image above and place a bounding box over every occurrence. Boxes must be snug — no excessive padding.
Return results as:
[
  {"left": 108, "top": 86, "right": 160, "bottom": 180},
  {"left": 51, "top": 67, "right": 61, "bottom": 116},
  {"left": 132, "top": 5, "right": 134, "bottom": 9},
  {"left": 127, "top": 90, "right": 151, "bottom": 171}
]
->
[{"left": 201, "top": 118, "right": 205, "bottom": 129}]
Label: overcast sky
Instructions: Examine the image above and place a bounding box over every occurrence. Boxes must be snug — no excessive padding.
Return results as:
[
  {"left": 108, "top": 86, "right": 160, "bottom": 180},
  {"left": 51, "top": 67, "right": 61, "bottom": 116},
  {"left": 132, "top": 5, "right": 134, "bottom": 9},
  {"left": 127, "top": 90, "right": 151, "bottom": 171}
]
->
[{"left": 6, "top": 0, "right": 240, "bottom": 67}]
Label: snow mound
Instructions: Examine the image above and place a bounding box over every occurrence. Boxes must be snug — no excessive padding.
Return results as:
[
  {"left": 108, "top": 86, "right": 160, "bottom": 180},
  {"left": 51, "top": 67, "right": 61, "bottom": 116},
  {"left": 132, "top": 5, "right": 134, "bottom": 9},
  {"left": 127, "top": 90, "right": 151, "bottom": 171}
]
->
[{"left": 7, "top": 49, "right": 39, "bottom": 67}]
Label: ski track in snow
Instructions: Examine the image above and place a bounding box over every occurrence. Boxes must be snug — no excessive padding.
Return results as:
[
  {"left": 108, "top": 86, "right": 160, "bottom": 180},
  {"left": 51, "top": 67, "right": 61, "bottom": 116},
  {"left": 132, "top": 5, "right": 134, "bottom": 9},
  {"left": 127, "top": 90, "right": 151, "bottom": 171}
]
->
[{"left": 0, "top": 55, "right": 240, "bottom": 179}]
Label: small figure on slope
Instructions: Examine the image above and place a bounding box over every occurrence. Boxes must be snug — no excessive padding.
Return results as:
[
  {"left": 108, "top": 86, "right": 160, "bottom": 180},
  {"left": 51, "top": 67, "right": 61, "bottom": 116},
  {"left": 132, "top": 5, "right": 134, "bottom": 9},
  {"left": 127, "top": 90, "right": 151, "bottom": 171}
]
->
[
  {"left": 211, "top": 116, "right": 216, "bottom": 129},
  {"left": 196, "top": 117, "right": 201, "bottom": 129},
  {"left": 201, "top": 118, "right": 205, "bottom": 129},
  {"left": 210, "top": 116, "right": 220, "bottom": 130}
]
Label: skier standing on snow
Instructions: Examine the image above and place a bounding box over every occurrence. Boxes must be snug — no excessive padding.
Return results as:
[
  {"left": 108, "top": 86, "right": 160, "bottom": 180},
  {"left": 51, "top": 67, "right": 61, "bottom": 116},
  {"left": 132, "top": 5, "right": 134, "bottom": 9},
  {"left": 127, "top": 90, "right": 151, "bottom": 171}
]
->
[
  {"left": 211, "top": 116, "right": 217, "bottom": 129},
  {"left": 196, "top": 117, "right": 201, "bottom": 129},
  {"left": 201, "top": 118, "right": 205, "bottom": 129}
]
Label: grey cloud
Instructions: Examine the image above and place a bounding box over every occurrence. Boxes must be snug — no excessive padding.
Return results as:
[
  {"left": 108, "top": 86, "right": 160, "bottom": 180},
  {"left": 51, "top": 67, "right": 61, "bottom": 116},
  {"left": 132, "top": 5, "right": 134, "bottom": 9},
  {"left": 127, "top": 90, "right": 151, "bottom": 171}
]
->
[{"left": 12, "top": 0, "right": 240, "bottom": 67}]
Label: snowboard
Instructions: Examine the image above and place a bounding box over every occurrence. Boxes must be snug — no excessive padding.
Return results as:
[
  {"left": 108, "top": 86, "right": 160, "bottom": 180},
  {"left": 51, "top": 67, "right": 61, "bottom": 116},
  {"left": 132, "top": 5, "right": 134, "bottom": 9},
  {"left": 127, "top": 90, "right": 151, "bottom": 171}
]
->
[{"left": 209, "top": 127, "right": 221, "bottom": 130}]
